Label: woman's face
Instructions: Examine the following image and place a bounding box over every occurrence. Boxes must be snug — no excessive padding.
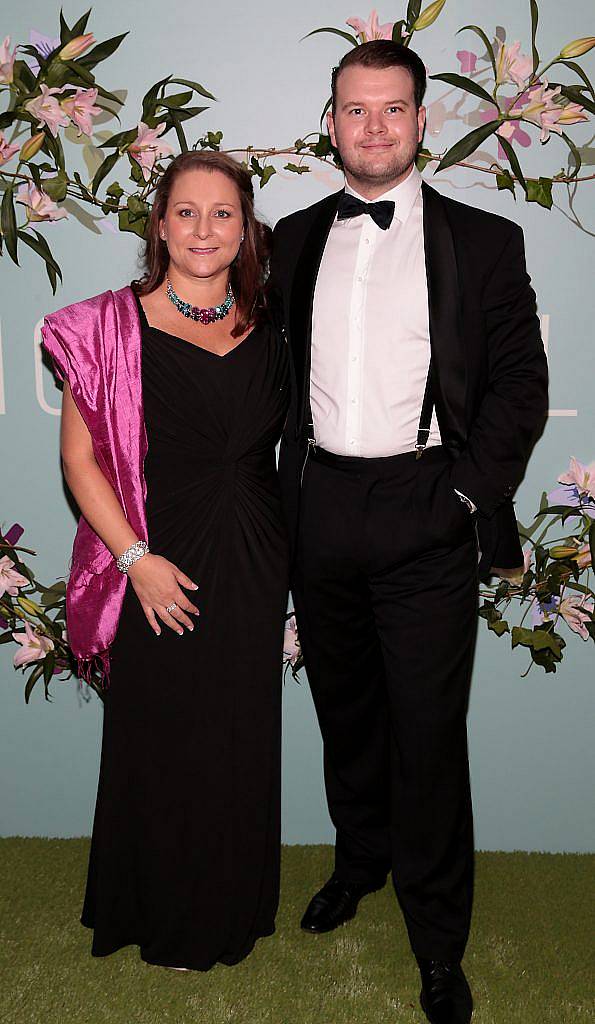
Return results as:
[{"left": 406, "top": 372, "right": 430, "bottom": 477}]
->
[{"left": 160, "top": 168, "right": 244, "bottom": 285}]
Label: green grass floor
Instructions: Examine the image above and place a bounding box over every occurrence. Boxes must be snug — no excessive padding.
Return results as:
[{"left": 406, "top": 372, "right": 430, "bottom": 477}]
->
[{"left": 1, "top": 841, "right": 593, "bottom": 1024}]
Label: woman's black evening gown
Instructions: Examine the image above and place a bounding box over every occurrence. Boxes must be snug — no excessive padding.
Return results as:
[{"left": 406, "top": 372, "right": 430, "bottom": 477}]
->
[{"left": 81, "top": 301, "right": 289, "bottom": 970}]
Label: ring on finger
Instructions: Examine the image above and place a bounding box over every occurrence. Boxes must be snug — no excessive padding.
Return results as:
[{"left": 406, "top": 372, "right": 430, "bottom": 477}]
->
[{"left": 165, "top": 602, "right": 177, "bottom": 613}]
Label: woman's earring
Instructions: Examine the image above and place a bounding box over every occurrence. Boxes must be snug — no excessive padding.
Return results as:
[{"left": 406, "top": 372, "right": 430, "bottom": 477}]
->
[{"left": 240, "top": 232, "right": 245, "bottom": 243}]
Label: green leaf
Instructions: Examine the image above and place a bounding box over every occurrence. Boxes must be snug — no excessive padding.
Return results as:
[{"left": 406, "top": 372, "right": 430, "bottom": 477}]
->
[
  {"left": 118, "top": 207, "right": 148, "bottom": 239},
  {"left": 558, "top": 59, "right": 595, "bottom": 102},
  {"left": 285, "top": 163, "right": 310, "bottom": 174},
  {"left": 560, "top": 131, "right": 582, "bottom": 179},
  {"left": 526, "top": 177, "right": 553, "bottom": 210},
  {"left": 530, "top": 0, "right": 539, "bottom": 74},
  {"left": 170, "top": 78, "right": 216, "bottom": 102},
  {"left": 314, "top": 133, "right": 333, "bottom": 158},
  {"left": 163, "top": 105, "right": 208, "bottom": 123},
  {"left": 59, "top": 10, "right": 71, "bottom": 46},
  {"left": 1, "top": 188, "right": 18, "bottom": 266},
  {"left": 92, "top": 150, "right": 120, "bottom": 194},
  {"left": 416, "top": 147, "right": 434, "bottom": 172},
  {"left": 77, "top": 33, "right": 129, "bottom": 70},
  {"left": 42, "top": 172, "right": 68, "bottom": 202},
  {"left": 126, "top": 195, "right": 150, "bottom": 222},
  {"left": 457, "top": 24, "right": 497, "bottom": 79},
  {"left": 496, "top": 170, "right": 515, "bottom": 196},
  {"left": 70, "top": 9, "right": 92, "bottom": 38},
  {"left": 511, "top": 626, "right": 535, "bottom": 649},
  {"left": 17, "top": 229, "right": 63, "bottom": 293},
  {"left": 43, "top": 652, "right": 56, "bottom": 687},
  {"left": 259, "top": 165, "right": 276, "bottom": 188},
  {"left": 589, "top": 521, "right": 595, "bottom": 569},
  {"left": 489, "top": 619, "right": 510, "bottom": 637},
  {"left": 99, "top": 127, "right": 138, "bottom": 150},
  {"left": 497, "top": 135, "right": 528, "bottom": 195},
  {"left": 406, "top": 0, "right": 422, "bottom": 30},
  {"left": 0, "top": 631, "right": 14, "bottom": 644},
  {"left": 557, "top": 85, "right": 595, "bottom": 116},
  {"left": 429, "top": 72, "right": 495, "bottom": 107},
  {"left": 106, "top": 181, "right": 124, "bottom": 199},
  {"left": 392, "top": 20, "right": 407, "bottom": 45},
  {"left": 157, "top": 91, "right": 193, "bottom": 110},
  {"left": 302, "top": 27, "right": 358, "bottom": 47},
  {"left": 435, "top": 120, "right": 500, "bottom": 172},
  {"left": 24, "top": 663, "right": 44, "bottom": 704},
  {"left": 169, "top": 112, "right": 188, "bottom": 153}
]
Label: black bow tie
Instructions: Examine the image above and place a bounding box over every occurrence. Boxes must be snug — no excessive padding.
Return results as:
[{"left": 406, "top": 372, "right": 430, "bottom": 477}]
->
[{"left": 336, "top": 193, "right": 395, "bottom": 231}]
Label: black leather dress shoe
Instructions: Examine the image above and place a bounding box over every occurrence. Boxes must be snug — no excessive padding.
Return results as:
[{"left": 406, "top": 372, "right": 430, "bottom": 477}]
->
[
  {"left": 300, "top": 874, "right": 383, "bottom": 933},
  {"left": 417, "top": 958, "right": 473, "bottom": 1024}
]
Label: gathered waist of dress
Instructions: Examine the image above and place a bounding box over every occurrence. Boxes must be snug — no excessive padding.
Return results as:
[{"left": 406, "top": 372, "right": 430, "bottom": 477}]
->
[{"left": 144, "top": 444, "right": 278, "bottom": 475}]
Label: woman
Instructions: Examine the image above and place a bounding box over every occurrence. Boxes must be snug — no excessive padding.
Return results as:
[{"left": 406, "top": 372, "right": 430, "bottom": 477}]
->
[{"left": 42, "top": 152, "right": 289, "bottom": 970}]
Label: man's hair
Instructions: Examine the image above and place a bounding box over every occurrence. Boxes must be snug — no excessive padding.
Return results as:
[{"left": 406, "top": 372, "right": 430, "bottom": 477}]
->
[{"left": 331, "top": 40, "right": 427, "bottom": 113}]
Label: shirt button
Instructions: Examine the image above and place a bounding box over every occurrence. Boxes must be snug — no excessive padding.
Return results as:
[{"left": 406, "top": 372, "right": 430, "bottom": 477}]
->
[
  {"left": 351, "top": 398, "right": 357, "bottom": 404},
  {"left": 351, "top": 355, "right": 358, "bottom": 362},
  {"left": 364, "top": 238, "right": 370, "bottom": 245},
  {"left": 349, "top": 439, "right": 356, "bottom": 445},
  {"left": 357, "top": 275, "right": 363, "bottom": 282}
]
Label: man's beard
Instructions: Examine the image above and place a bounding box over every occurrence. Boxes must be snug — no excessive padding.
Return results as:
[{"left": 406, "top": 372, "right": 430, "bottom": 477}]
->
[{"left": 339, "top": 137, "right": 419, "bottom": 190}]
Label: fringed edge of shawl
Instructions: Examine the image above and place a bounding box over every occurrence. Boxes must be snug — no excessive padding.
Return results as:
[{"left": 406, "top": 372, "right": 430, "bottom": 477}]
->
[{"left": 77, "top": 650, "right": 111, "bottom": 692}]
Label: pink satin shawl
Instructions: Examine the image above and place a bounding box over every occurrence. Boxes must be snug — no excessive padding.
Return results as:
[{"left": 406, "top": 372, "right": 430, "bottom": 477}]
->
[{"left": 41, "top": 285, "right": 147, "bottom": 681}]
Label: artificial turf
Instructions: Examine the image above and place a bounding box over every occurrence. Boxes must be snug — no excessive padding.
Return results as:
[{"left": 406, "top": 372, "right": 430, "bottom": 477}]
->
[{"left": 0, "top": 840, "right": 593, "bottom": 1023}]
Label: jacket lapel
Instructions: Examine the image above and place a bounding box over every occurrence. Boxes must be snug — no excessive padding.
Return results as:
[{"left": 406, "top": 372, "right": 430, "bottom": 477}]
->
[
  {"left": 422, "top": 182, "right": 467, "bottom": 443},
  {"left": 289, "top": 190, "right": 342, "bottom": 431}
]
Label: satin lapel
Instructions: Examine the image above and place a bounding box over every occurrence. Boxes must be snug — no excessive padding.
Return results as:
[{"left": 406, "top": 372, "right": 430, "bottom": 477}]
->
[
  {"left": 422, "top": 182, "right": 467, "bottom": 442},
  {"left": 289, "top": 190, "right": 342, "bottom": 430}
]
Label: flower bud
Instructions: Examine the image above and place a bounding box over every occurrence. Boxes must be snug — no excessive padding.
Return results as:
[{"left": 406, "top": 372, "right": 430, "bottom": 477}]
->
[
  {"left": 559, "top": 37, "right": 595, "bottom": 59},
  {"left": 16, "top": 596, "right": 43, "bottom": 616},
  {"left": 413, "top": 0, "right": 447, "bottom": 32},
  {"left": 58, "top": 33, "right": 95, "bottom": 61},
  {"left": 550, "top": 545, "right": 579, "bottom": 560},
  {"left": 19, "top": 132, "right": 45, "bottom": 162}
]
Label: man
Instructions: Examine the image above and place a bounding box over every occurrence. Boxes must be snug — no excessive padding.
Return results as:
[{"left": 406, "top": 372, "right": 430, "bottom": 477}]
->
[{"left": 270, "top": 41, "right": 548, "bottom": 1024}]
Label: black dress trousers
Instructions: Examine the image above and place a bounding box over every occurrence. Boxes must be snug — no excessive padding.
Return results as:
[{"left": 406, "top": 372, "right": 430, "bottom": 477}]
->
[{"left": 292, "top": 444, "right": 479, "bottom": 961}]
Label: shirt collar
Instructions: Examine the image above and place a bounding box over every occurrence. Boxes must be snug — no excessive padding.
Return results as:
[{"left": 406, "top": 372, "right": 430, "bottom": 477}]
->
[{"left": 344, "top": 164, "right": 422, "bottom": 226}]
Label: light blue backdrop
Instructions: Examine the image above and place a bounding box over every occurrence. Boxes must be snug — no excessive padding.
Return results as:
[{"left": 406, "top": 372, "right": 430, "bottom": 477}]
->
[{"left": 1, "top": 0, "right": 594, "bottom": 851}]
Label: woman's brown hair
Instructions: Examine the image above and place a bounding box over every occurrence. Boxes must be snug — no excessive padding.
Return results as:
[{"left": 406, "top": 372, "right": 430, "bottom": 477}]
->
[{"left": 133, "top": 151, "right": 271, "bottom": 337}]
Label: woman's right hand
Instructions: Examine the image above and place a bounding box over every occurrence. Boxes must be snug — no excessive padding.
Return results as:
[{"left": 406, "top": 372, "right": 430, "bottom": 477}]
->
[{"left": 127, "top": 553, "right": 199, "bottom": 636}]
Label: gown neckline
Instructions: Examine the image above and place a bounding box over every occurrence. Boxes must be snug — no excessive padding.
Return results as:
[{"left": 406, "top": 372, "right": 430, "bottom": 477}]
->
[{"left": 133, "top": 288, "right": 258, "bottom": 360}]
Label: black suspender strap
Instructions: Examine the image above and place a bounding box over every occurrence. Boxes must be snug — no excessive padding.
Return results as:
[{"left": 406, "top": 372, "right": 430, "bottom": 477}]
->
[{"left": 415, "top": 358, "right": 434, "bottom": 459}]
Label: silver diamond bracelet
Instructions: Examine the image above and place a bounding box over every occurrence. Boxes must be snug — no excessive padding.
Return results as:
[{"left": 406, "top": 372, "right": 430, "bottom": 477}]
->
[{"left": 116, "top": 540, "right": 149, "bottom": 574}]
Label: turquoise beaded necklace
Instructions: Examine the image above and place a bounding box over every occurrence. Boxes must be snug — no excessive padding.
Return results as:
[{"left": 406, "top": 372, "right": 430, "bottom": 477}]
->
[{"left": 166, "top": 278, "right": 235, "bottom": 325}]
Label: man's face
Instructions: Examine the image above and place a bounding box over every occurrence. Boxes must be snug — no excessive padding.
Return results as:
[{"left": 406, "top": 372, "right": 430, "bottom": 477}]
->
[{"left": 327, "top": 64, "right": 425, "bottom": 197}]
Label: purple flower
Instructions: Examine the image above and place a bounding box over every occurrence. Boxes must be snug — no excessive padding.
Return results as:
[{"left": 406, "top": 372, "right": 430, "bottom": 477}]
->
[
  {"left": 531, "top": 594, "right": 559, "bottom": 628},
  {"left": 0, "top": 615, "right": 8, "bottom": 630},
  {"left": 3, "top": 523, "right": 24, "bottom": 546},
  {"left": 27, "top": 30, "right": 60, "bottom": 75}
]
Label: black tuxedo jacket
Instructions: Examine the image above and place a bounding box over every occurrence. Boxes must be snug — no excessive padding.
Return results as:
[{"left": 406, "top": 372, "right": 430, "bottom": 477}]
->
[{"left": 269, "top": 181, "right": 549, "bottom": 581}]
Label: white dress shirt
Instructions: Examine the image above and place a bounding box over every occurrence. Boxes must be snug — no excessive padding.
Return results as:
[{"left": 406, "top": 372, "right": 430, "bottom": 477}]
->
[{"left": 310, "top": 164, "right": 441, "bottom": 458}]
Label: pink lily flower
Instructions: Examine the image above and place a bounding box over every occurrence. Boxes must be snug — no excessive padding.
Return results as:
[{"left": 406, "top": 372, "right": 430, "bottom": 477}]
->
[
  {"left": 521, "top": 81, "right": 588, "bottom": 143},
  {"left": 283, "top": 614, "right": 301, "bottom": 666},
  {"left": 575, "top": 543, "right": 592, "bottom": 571},
  {"left": 0, "top": 130, "right": 20, "bottom": 166},
  {"left": 480, "top": 98, "right": 532, "bottom": 159},
  {"left": 16, "top": 182, "right": 68, "bottom": 222},
  {"left": 456, "top": 50, "right": 478, "bottom": 74},
  {"left": 495, "top": 40, "right": 533, "bottom": 89},
  {"left": 559, "top": 595, "right": 594, "bottom": 640},
  {"left": 12, "top": 622, "right": 54, "bottom": 669},
  {"left": 129, "top": 122, "right": 174, "bottom": 181},
  {"left": 25, "top": 84, "right": 70, "bottom": 138},
  {"left": 0, "top": 556, "right": 29, "bottom": 597},
  {"left": 346, "top": 10, "right": 394, "bottom": 43},
  {"left": 558, "top": 457, "right": 595, "bottom": 501},
  {"left": 60, "top": 87, "right": 102, "bottom": 137},
  {"left": 0, "top": 36, "right": 16, "bottom": 85}
]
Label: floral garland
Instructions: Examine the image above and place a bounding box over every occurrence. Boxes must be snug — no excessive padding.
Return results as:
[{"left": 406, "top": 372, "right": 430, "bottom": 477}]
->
[{"left": 0, "top": 5, "right": 594, "bottom": 698}]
